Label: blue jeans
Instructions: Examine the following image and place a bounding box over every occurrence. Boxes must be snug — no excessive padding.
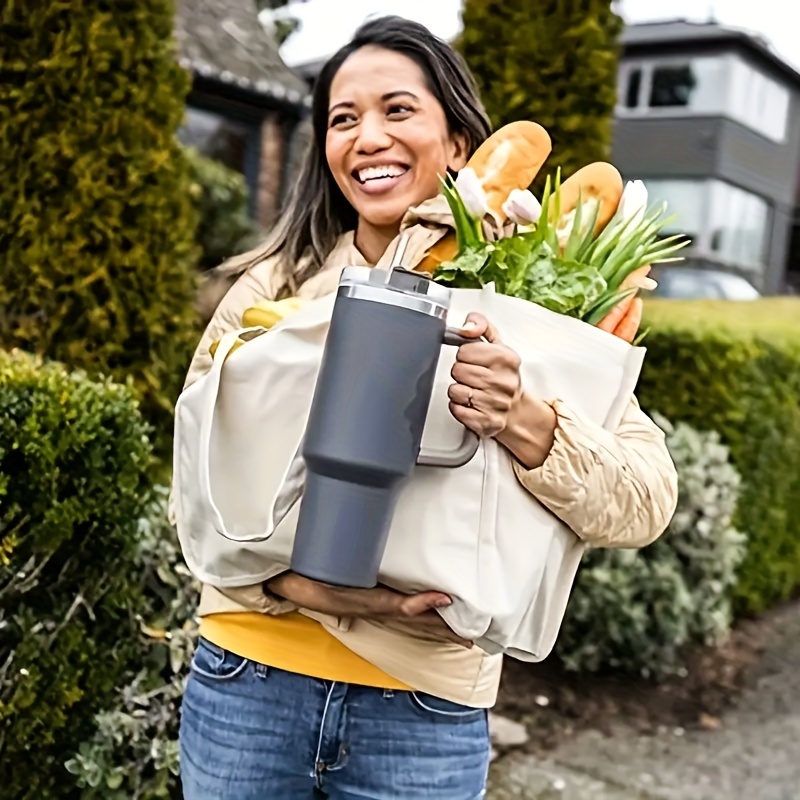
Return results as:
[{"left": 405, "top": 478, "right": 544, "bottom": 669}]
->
[{"left": 179, "top": 637, "right": 490, "bottom": 799}]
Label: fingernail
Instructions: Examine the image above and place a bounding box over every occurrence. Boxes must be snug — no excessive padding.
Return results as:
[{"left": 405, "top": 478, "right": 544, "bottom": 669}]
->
[
  {"left": 435, "top": 598, "right": 452, "bottom": 608},
  {"left": 463, "top": 321, "right": 479, "bottom": 331}
]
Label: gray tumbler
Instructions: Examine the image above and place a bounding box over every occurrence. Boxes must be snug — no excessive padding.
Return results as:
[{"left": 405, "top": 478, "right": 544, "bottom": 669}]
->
[{"left": 289, "top": 265, "right": 478, "bottom": 588}]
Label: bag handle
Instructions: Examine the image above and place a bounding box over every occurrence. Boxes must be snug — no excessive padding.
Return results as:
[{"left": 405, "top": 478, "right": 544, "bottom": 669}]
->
[{"left": 197, "top": 326, "right": 297, "bottom": 543}]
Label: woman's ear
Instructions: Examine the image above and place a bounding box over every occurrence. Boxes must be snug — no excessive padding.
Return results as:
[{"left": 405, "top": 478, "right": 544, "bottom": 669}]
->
[{"left": 447, "top": 132, "right": 470, "bottom": 173}]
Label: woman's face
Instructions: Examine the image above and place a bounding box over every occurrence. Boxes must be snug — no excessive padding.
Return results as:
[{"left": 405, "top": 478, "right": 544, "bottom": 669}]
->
[{"left": 325, "top": 46, "right": 468, "bottom": 243}]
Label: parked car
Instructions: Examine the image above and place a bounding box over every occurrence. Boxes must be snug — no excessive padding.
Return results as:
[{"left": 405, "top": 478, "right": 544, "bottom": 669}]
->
[{"left": 649, "top": 266, "right": 761, "bottom": 300}]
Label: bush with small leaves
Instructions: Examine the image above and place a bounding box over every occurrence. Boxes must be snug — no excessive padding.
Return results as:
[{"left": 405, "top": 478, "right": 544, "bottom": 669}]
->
[
  {"left": 557, "top": 414, "right": 746, "bottom": 677},
  {"left": 0, "top": 350, "right": 153, "bottom": 799}
]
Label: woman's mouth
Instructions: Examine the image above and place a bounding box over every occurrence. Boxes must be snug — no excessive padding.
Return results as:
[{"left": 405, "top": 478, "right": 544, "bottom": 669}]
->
[{"left": 352, "top": 163, "right": 410, "bottom": 195}]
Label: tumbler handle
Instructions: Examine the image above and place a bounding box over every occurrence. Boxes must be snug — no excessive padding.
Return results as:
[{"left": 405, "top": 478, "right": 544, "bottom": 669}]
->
[
  {"left": 415, "top": 326, "right": 485, "bottom": 468},
  {"left": 443, "top": 326, "right": 487, "bottom": 347}
]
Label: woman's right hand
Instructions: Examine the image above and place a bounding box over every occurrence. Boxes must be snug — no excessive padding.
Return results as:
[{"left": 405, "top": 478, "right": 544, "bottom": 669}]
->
[{"left": 265, "top": 572, "right": 473, "bottom": 648}]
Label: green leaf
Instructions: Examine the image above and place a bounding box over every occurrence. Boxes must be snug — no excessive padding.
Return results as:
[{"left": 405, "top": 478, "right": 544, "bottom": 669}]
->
[
  {"left": 562, "top": 188, "right": 585, "bottom": 262},
  {"left": 438, "top": 174, "right": 485, "bottom": 251},
  {"left": 583, "top": 287, "right": 636, "bottom": 326},
  {"left": 437, "top": 245, "right": 491, "bottom": 289}
]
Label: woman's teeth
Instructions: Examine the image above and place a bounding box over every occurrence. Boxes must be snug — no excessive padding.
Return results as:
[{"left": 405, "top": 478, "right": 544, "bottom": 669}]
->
[{"left": 357, "top": 165, "right": 408, "bottom": 183}]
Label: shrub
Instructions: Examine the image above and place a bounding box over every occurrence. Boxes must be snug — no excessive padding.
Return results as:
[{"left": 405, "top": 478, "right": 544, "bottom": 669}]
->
[
  {"left": 66, "top": 486, "right": 199, "bottom": 800},
  {"left": 557, "top": 415, "right": 746, "bottom": 677},
  {"left": 0, "top": 350, "right": 153, "bottom": 800},
  {"left": 459, "top": 0, "right": 622, "bottom": 193},
  {"left": 185, "top": 147, "right": 263, "bottom": 272},
  {"left": 0, "top": 0, "right": 200, "bottom": 443},
  {"left": 638, "top": 299, "right": 800, "bottom": 614}
]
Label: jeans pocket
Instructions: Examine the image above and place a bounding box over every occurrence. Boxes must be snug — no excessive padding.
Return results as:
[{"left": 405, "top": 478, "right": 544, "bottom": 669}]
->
[
  {"left": 409, "top": 691, "right": 486, "bottom": 720},
  {"left": 190, "top": 637, "right": 250, "bottom": 682}
]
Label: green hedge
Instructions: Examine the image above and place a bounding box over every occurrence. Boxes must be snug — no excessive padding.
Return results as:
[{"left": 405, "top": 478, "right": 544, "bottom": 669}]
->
[
  {"left": 638, "top": 298, "right": 800, "bottom": 614},
  {"left": 0, "top": 350, "right": 153, "bottom": 800}
]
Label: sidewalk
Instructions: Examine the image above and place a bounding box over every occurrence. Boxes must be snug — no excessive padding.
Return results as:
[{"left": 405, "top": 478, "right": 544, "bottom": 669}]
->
[{"left": 487, "top": 601, "right": 800, "bottom": 800}]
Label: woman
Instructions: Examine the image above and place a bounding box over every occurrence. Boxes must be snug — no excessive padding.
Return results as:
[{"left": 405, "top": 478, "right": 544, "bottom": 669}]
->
[{"left": 178, "top": 16, "right": 678, "bottom": 800}]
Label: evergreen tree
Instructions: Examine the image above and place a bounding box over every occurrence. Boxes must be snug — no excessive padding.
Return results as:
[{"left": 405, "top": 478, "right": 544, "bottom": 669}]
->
[
  {"left": 0, "top": 0, "right": 200, "bottom": 439},
  {"left": 459, "top": 0, "right": 623, "bottom": 192}
]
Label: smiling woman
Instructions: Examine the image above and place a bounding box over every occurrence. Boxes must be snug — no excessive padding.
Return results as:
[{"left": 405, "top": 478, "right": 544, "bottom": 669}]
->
[{"left": 176, "top": 14, "right": 678, "bottom": 800}]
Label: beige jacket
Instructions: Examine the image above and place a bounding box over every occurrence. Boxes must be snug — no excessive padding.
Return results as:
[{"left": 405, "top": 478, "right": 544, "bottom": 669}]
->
[{"left": 182, "top": 213, "right": 679, "bottom": 708}]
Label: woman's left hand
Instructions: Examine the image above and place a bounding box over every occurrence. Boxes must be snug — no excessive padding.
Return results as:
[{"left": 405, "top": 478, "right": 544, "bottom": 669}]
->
[{"left": 447, "top": 312, "right": 523, "bottom": 438}]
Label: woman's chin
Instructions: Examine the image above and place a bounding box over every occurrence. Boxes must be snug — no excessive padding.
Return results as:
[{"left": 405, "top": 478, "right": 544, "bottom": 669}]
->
[
  {"left": 359, "top": 209, "right": 410, "bottom": 233},
  {"left": 358, "top": 198, "right": 431, "bottom": 232}
]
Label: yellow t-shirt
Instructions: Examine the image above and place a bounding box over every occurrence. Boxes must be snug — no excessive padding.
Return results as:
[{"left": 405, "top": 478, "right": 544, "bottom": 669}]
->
[{"left": 200, "top": 611, "right": 412, "bottom": 690}]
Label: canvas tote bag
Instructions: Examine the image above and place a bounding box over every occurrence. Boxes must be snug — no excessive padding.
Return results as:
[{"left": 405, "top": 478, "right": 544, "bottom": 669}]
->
[{"left": 172, "top": 283, "right": 644, "bottom": 661}]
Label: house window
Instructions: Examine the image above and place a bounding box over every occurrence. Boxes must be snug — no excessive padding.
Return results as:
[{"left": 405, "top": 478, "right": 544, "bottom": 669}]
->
[
  {"left": 649, "top": 65, "right": 696, "bottom": 107},
  {"left": 726, "top": 56, "right": 789, "bottom": 142},
  {"left": 644, "top": 177, "right": 770, "bottom": 273},
  {"left": 618, "top": 54, "right": 789, "bottom": 142},
  {"left": 707, "top": 180, "right": 770, "bottom": 270},
  {"left": 624, "top": 68, "right": 642, "bottom": 108},
  {"left": 180, "top": 106, "right": 258, "bottom": 177},
  {"left": 643, "top": 178, "right": 706, "bottom": 243}
]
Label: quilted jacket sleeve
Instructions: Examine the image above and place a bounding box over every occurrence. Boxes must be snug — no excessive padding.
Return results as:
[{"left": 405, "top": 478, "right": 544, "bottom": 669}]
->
[{"left": 512, "top": 397, "right": 678, "bottom": 549}]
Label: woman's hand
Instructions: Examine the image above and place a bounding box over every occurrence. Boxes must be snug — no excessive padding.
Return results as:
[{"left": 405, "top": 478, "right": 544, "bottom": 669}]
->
[
  {"left": 447, "top": 312, "right": 523, "bottom": 438},
  {"left": 449, "top": 312, "right": 557, "bottom": 470},
  {"left": 265, "top": 572, "right": 473, "bottom": 648}
]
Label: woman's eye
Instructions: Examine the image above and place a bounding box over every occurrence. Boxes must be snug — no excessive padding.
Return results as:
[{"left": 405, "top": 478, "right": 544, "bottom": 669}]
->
[
  {"left": 330, "top": 113, "right": 356, "bottom": 128},
  {"left": 387, "top": 104, "right": 413, "bottom": 118}
]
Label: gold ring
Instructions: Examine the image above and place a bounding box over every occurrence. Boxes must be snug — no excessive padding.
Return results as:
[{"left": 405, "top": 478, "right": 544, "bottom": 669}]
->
[{"left": 466, "top": 389, "right": 474, "bottom": 408}]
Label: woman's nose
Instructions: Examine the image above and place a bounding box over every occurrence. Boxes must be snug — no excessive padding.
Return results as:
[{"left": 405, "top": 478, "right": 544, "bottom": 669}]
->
[{"left": 355, "top": 114, "right": 392, "bottom": 154}]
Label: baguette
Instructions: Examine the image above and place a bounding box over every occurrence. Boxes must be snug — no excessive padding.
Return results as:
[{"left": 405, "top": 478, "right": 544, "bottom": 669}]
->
[
  {"left": 469, "top": 121, "right": 552, "bottom": 219},
  {"left": 417, "top": 121, "right": 552, "bottom": 274},
  {"left": 555, "top": 162, "right": 624, "bottom": 237}
]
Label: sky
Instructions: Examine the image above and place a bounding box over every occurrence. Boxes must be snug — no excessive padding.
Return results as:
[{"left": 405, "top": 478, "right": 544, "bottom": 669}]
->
[{"left": 274, "top": 0, "right": 800, "bottom": 72}]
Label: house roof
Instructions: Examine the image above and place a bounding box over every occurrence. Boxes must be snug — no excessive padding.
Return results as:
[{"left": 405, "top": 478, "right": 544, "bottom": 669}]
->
[
  {"left": 175, "top": 0, "right": 310, "bottom": 107},
  {"left": 621, "top": 20, "right": 800, "bottom": 88}
]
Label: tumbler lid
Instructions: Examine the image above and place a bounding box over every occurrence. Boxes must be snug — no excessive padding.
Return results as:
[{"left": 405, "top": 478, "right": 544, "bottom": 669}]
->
[{"left": 339, "top": 266, "right": 452, "bottom": 315}]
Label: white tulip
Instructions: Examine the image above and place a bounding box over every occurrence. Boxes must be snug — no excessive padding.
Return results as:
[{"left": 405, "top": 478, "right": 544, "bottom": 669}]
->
[
  {"left": 616, "top": 180, "right": 649, "bottom": 226},
  {"left": 502, "top": 189, "right": 542, "bottom": 226},
  {"left": 454, "top": 167, "right": 490, "bottom": 219}
]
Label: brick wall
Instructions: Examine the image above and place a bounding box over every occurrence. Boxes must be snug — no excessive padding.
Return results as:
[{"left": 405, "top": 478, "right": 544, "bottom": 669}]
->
[{"left": 256, "top": 111, "right": 285, "bottom": 228}]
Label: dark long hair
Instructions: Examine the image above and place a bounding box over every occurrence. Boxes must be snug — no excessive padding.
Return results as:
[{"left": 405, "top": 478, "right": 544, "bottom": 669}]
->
[{"left": 219, "top": 15, "right": 492, "bottom": 297}]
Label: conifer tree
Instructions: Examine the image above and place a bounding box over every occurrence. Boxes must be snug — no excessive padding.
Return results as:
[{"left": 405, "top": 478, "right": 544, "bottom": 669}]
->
[
  {"left": 0, "top": 0, "right": 200, "bottom": 435},
  {"left": 459, "top": 0, "right": 623, "bottom": 192}
]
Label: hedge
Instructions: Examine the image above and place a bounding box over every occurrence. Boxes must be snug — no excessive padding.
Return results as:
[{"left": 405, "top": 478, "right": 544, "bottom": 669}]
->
[
  {"left": 0, "top": 350, "right": 153, "bottom": 800},
  {"left": 638, "top": 298, "right": 800, "bottom": 614},
  {"left": 0, "top": 0, "right": 200, "bottom": 451}
]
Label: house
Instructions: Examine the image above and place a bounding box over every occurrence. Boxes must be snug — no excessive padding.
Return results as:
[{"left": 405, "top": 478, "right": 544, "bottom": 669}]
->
[
  {"left": 174, "top": 0, "right": 310, "bottom": 229},
  {"left": 613, "top": 20, "right": 800, "bottom": 294}
]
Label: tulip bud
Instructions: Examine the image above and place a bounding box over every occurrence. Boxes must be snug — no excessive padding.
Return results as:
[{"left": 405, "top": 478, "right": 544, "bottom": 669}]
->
[
  {"left": 616, "top": 180, "right": 649, "bottom": 226},
  {"left": 454, "top": 167, "right": 490, "bottom": 219},
  {"left": 502, "top": 189, "right": 542, "bottom": 226}
]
